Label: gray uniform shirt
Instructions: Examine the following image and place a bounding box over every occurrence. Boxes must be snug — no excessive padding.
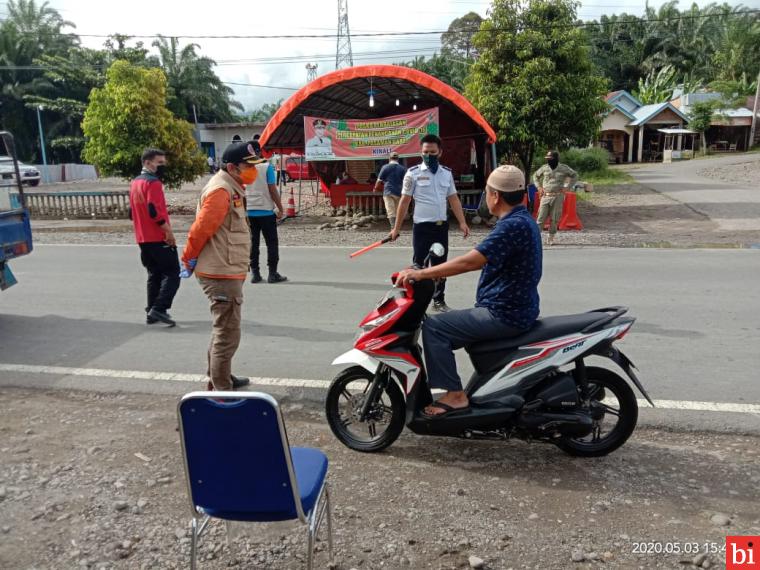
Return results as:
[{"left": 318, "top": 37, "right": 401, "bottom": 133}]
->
[
  {"left": 532, "top": 163, "right": 578, "bottom": 195},
  {"left": 401, "top": 162, "right": 457, "bottom": 223}
]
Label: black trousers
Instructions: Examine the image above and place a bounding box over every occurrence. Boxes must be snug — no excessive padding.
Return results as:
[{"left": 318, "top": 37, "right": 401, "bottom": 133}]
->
[
  {"left": 248, "top": 214, "right": 279, "bottom": 273},
  {"left": 139, "top": 242, "right": 180, "bottom": 313},
  {"left": 412, "top": 221, "right": 449, "bottom": 302}
]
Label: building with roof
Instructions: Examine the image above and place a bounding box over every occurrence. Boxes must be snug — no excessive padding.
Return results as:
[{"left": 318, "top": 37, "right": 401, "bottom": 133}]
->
[
  {"left": 260, "top": 65, "right": 497, "bottom": 191},
  {"left": 194, "top": 122, "right": 267, "bottom": 161},
  {"left": 599, "top": 91, "right": 690, "bottom": 163},
  {"left": 671, "top": 92, "right": 754, "bottom": 152}
]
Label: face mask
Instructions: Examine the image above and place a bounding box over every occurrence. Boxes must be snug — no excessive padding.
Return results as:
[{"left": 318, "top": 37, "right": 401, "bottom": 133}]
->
[
  {"left": 154, "top": 164, "right": 167, "bottom": 179},
  {"left": 422, "top": 154, "right": 439, "bottom": 173},
  {"left": 237, "top": 166, "right": 258, "bottom": 185},
  {"left": 547, "top": 158, "right": 559, "bottom": 169}
]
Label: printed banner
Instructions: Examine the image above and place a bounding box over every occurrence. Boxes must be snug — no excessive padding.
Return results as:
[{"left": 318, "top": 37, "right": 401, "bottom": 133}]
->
[{"left": 303, "top": 108, "right": 439, "bottom": 161}]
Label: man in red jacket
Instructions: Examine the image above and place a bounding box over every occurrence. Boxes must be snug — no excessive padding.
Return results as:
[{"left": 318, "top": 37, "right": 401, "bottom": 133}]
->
[{"left": 129, "top": 148, "right": 180, "bottom": 327}]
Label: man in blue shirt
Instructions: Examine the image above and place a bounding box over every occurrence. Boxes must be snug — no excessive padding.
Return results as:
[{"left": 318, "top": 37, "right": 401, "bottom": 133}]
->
[
  {"left": 373, "top": 152, "right": 406, "bottom": 228},
  {"left": 245, "top": 146, "right": 287, "bottom": 284},
  {"left": 396, "top": 165, "right": 542, "bottom": 417}
]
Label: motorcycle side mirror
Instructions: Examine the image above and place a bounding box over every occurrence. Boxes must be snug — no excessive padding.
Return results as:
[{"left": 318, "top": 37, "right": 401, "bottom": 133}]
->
[{"left": 429, "top": 243, "right": 445, "bottom": 259}]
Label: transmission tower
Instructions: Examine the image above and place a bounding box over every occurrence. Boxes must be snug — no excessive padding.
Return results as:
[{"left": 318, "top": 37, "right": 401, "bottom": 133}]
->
[
  {"left": 335, "top": 0, "right": 354, "bottom": 69},
  {"left": 306, "top": 63, "right": 318, "bottom": 83}
]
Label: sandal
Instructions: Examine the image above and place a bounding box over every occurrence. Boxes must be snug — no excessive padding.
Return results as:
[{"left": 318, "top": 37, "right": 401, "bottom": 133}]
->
[{"left": 422, "top": 401, "right": 469, "bottom": 419}]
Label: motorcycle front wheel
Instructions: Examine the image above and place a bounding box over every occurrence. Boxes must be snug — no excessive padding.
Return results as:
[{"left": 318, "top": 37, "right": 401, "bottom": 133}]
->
[
  {"left": 325, "top": 366, "right": 406, "bottom": 452},
  {"left": 554, "top": 366, "right": 638, "bottom": 457}
]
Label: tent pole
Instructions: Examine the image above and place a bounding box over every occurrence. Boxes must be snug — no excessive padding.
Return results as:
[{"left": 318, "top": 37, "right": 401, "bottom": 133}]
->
[{"left": 490, "top": 144, "right": 498, "bottom": 171}]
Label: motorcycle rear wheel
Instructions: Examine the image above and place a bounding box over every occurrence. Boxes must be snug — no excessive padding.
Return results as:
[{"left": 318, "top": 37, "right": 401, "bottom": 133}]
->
[
  {"left": 554, "top": 366, "right": 638, "bottom": 457},
  {"left": 325, "top": 366, "right": 406, "bottom": 452}
]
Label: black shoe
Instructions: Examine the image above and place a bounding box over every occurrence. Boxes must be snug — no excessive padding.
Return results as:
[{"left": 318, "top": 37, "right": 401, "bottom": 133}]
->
[
  {"left": 147, "top": 308, "right": 176, "bottom": 327},
  {"left": 432, "top": 300, "right": 451, "bottom": 313},
  {"left": 146, "top": 315, "right": 158, "bottom": 325},
  {"left": 268, "top": 272, "right": 288, "bottom": 284},
  {"left": 251, "top": 270, "right": 263, "bottom": 283},
  {"left": 231, "top": 375, "right": 250, "bottom": 389}
]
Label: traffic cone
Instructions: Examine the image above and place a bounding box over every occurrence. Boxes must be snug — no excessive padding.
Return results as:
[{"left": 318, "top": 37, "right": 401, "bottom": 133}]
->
[
  {"left": 558, "top": 191, "right": 583, "bottom": 230},
  {"left": 286, "top": 188, "right": 296, "bottom": 218}
]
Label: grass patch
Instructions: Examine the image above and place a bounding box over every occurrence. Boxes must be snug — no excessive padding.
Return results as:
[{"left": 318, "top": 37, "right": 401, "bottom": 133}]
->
[{"left": 579, "top": 168, "right": 634, "bottom": 186}]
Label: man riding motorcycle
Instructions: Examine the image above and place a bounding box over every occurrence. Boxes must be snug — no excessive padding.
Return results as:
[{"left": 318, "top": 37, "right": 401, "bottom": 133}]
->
[{"left": 396, "top": 165, "right": 543, "bottom": 418}]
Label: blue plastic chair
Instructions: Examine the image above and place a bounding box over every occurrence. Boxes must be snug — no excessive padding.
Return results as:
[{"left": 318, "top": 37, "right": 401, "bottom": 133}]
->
[
  {"left": 461, "top": 189, "right": 485, "bottom": 217},
  {"left": 177, "top": 392, "right": 334, "bottom": 570}
]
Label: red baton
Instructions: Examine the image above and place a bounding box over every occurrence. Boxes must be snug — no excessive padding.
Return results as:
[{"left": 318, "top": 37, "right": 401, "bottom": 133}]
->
[{"left": 349, "top": 236, "right": 392, "bottom": 259}]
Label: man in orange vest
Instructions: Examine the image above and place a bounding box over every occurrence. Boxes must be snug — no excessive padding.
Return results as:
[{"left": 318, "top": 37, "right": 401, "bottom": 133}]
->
[{"left": 180, "top": 142, "right": 265, "bottom": 391}]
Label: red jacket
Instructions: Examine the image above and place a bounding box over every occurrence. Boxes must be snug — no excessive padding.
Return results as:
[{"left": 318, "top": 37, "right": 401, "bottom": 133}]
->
[{"left": 129, "top": 170, "right": 170, "bottom": 243}]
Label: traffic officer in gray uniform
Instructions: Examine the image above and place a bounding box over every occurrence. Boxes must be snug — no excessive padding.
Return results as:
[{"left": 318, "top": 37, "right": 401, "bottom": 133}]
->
[
  {"left": 533, "top": 150, "right": 578, "bottom": 245},
  {"left": 389, "top": 133, "right": 470, "bottom": 312}
]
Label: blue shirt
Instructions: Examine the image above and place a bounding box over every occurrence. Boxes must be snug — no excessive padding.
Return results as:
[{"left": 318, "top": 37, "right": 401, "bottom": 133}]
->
[
  {"left": 377, "top": 162, "right": 406, "bottom": 196},
  {"left": 474, "top": 205, "right": 542, "bottom": 328},
  {"left": 248, "top": 164, "right": 278, "bottom": 217}
]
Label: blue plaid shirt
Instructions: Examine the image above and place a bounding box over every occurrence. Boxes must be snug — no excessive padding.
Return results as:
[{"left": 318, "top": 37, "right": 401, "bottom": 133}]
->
[{"left": 474, "top": 205, "right": 542, "bottom": 328}]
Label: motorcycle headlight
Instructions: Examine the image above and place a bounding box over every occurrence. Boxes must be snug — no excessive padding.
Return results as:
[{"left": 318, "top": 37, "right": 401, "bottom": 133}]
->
[{"left": 360, "top": 308, "right": 400, "bottom": 332}]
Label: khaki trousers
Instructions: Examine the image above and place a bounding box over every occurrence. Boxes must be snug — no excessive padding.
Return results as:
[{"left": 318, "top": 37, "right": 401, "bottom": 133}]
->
[
  {"left": 383, "top": 194, "right": 401, "bottom": 227},
  {"left": 198, "top": 277, "right": 244, "bottom": 390},
  {"left": 536, "top": 193, "right": 564, "bottom": 235}
]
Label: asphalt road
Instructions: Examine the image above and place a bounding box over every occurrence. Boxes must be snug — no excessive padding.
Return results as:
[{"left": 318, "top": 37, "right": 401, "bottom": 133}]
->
[
  {"left": 628, "top": 153, "right": 760, "bottom": 232},
  {"left": 2, "top": 244, "right": 759, "bottom": 431}
]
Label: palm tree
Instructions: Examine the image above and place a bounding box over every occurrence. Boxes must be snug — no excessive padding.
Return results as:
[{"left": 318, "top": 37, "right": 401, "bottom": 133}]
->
[
  {"left": 152, "top": 36, "right": 243, "bottom": 123},
  {"left": 0, "top": 0, "right": 77, "bottom": 159}
]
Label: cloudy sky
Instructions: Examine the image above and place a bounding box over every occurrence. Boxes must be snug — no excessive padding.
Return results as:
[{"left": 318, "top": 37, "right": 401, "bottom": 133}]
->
[{"left": 6, "top": 0, "right": 759, "bottom": 112}]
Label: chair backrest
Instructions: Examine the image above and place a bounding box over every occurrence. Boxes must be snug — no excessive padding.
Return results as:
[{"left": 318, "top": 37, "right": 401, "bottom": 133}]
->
[{"left": 177, "top": 392, "right": 306, "bottom": 522}]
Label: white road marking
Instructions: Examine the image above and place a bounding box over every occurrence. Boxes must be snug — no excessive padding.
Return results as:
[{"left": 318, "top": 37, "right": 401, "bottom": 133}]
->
[
  {"left": 32, "top": 243, "right": 412, "bottom": 250},
  {"left": 1, "top": 363, "right": 759, "bottom": 415},
  {"left": 0, "top": 363, "right": 330, "bottom": 389},
  {"left": 643, "top": 399, "right": 760, "bottom": 414}
]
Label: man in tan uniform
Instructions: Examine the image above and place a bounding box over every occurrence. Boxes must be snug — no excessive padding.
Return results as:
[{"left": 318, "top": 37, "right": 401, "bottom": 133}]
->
[
  {"left": 181, "top": 142, "right": 265, "bottom": 390},
  {"left": 533, "top": 150, "right": 577, "bottom": 245}
]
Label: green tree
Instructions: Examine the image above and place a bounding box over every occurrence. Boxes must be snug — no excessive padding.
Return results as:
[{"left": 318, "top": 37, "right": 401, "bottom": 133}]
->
[
  {"left": 247, "top": 100, "right": 282, "bottom": 123},
  {"left": 711, "top": 8, "right": 760, "bottom": 82},
  {"left": 0, "top": 0, "right": 78, "bottom": 159},
  {"left": 633, "top": 65, "right": 678, "bottom": 103},
  {"left": 585, "top": 2, "right": 760, "bottom": 93},
  {"left": 103, "top": 34, "right": 160, "bottom": 67},
  {"left": 688, "top": 99, "right": 724, "bottom": 154},
  {"left": 20, "top": 47, "right": 107, "bottom": 161},
  {"left": 465, "top": 0, "right": 608, "bottom": 183},
  {"left": 82, "top": 61, "right": 206, "bottom": 188},
  {"left": 709, "top": 74, "right": 758, "bottom": 99},
  {"left": 152, "top": 36, "right": 242, "bottom": 123},
  {"left": 402, "top": 53, "right": 470, "bottom": 92},
  {"left": 441, "top": 11, "right": 483, "bottom": 59}
]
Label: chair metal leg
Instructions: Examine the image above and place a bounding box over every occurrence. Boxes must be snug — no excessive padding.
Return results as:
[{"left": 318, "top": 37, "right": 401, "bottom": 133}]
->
[
  {"left": 190, "top": 518, "right": 198, "bottom": 570},
  {"left": 306, "top": 525, "right": 315, "bottom": 570},
  {"left": 325, "top": 484, "right": 334, "bottom": 563},
  {"left": 190, "top": 514, "right": 211, "bottom": 570}
]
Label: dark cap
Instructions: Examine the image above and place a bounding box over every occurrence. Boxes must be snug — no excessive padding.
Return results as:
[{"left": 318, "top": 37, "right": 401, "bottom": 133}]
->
[
  {"left": 313, "top": 119, "right": 327, "bottom": 127},
  {"left": 222, "top": 142, "right": 266, "bottom": 166},
  {"left": 545, "top": 150, "right": 559, "bottom": 160}
]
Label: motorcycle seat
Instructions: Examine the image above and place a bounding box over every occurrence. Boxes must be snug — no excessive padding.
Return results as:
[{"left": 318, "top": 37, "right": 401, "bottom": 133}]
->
[{"left": 465, "top": 312, "right": 608, "bottom": 356}]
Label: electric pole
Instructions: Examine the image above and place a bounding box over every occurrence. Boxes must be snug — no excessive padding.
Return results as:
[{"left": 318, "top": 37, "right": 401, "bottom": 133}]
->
[
  {"left": 750, "top": 69, "right": 760, "bottom": 148},
  {"left": 335, "top": 0, "right": 354, "bottom": 70}
]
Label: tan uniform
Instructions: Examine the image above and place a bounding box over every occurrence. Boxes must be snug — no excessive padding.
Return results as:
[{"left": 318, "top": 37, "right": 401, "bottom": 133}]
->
[
  {"left": 185, "top": 170, "right": 250, "bottom": 390},
  {"left": 533, "top": 163, "right": 578, "bottom": 235}
]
